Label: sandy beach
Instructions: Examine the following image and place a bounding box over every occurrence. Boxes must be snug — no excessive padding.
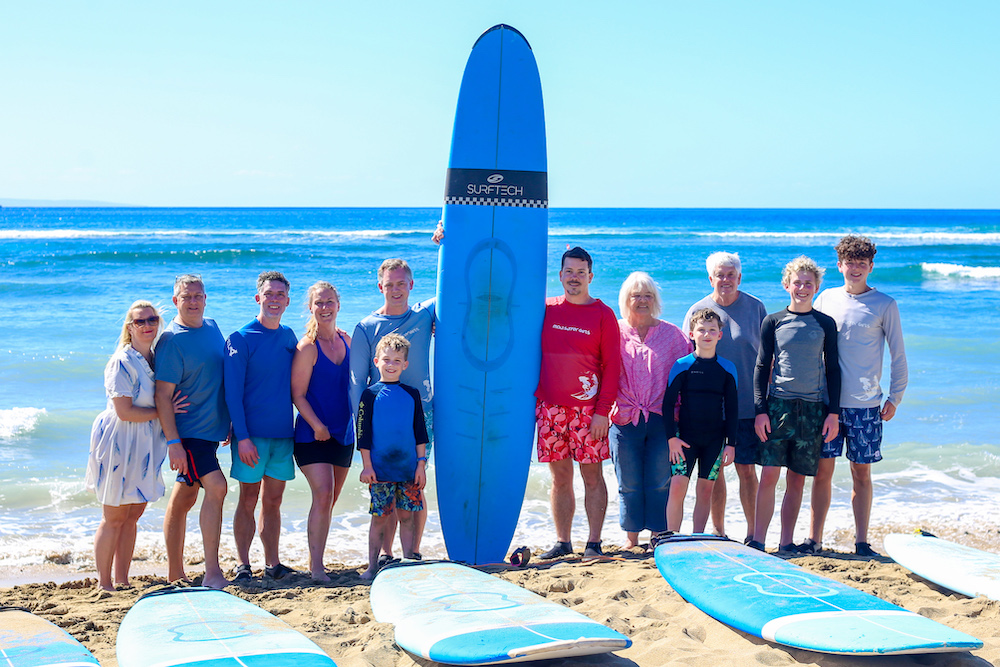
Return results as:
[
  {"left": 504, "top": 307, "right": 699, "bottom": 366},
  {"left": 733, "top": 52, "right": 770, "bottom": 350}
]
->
[{"left": 4, "top": 537, "right": 998, "bottom": 667}]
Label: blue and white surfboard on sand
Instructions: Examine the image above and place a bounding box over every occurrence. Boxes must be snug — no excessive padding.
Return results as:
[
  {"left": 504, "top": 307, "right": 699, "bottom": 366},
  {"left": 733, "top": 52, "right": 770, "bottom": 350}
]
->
[
  {"left": 0, "top": 608, "right": 99, "bottom": 667},
  {"left": 370, "top": 561, "right": 630, "bottom": 665},
  {"left": 434, "top": 24, "right": 548, "bottom": 566},
  {"left": 885, "top": 532, "right": 1000, "bottom": 600},
  {"left": 116, "top": 587, "right": 337, "bottom": 667},
  {"left": 654, "top": 534, "right": 981, "bottom": 655}
]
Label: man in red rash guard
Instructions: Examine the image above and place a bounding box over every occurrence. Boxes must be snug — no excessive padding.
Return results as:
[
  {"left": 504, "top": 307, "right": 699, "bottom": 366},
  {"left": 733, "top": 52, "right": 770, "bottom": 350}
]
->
[{"left": 535, "top": 246, "right": 621, "bottom": 560}]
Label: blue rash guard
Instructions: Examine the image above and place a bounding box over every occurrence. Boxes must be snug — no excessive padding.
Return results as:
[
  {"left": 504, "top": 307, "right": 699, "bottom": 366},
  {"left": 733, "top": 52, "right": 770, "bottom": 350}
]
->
[
  {"left": 224, "top": 319, "right": 297, "bottom": 441},
  {"left": 356, "top": 381, "right": 428, "bottom": 483}
]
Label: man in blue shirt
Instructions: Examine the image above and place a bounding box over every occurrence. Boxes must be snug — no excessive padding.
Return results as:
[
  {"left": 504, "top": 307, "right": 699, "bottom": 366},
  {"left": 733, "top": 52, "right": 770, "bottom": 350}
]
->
[
  {"left": 155, "top": 274, "right": 231, "bottom": 589},
  {"left": 224, "top": 271, "right": 298, "bottom": 582}
]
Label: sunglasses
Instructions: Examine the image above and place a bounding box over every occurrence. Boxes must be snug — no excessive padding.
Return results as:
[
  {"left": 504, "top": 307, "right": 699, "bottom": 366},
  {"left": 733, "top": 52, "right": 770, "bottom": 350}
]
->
[{"left": 131, "top": 316, "right": 161, "bottom": 327}]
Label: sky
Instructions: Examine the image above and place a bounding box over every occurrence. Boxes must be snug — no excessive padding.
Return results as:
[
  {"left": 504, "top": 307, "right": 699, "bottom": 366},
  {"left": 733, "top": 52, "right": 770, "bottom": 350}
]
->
[{"left": 1, "top": 1, "right": 998, "bottom": 209}]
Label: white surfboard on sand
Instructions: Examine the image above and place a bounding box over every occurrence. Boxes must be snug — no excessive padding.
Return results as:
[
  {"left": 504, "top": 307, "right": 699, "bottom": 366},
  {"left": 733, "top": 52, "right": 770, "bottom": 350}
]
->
[{"left": 885, "top": 532, "right": 1000, "bottom": 600}]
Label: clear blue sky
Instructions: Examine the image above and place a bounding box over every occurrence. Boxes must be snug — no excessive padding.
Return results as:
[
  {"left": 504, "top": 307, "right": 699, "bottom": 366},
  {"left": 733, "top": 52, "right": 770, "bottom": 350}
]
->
[{"left": 2, "top": 1, "right": 998, "bottom": 208}]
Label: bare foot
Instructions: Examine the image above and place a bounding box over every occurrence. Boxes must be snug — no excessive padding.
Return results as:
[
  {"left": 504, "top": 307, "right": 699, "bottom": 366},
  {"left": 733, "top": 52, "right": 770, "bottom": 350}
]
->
[
  {"left": 624, "top": 540, "right": 640, "bottom": 549},
  {"left": 311, "top": 569, "right": 331, "bottom": 583},
  {"left": 360, "top": 567, "right": 377, "bottom": 580},
  {"left": 202, "top": 571, "right": 230, "bottom": 589},
  {"left": 98, "top": 582, "right": 115, "bottom": 592}
]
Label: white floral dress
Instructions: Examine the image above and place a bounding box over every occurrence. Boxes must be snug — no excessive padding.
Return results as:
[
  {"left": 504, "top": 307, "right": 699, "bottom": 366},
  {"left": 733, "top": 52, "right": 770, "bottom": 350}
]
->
[{"left": 85, "top": 346, "right": 167, "bottom": 506}]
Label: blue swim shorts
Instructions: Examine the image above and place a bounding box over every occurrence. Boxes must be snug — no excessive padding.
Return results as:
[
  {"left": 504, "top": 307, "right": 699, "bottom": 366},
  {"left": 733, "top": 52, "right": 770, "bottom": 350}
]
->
[
  {"left": 230, "top": 436, "right": 295, "bottom": 483},
  {"left": 369, "top": 481, "right": 423, "bottom": 516},
  {"left": 821, "top": 406, "right": 883, "bottom": 464}
]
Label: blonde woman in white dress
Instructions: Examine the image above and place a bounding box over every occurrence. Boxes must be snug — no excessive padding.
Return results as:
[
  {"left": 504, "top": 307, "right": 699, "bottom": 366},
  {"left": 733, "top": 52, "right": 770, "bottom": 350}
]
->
[{"left": 86, "top": 300, "right": 186, "bottom": 591}]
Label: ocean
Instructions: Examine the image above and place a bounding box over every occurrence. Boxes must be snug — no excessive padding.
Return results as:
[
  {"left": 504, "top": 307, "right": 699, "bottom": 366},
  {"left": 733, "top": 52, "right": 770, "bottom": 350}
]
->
[{"left": 2, "top": 207, "right": 999, "bottom": 580}]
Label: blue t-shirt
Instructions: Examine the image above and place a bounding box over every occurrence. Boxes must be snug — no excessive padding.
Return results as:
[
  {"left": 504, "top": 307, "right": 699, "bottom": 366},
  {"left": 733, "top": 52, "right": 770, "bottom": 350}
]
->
[
  {"left": 154, "top": 318, "right": 230, "bottom": 442},
  {"left": 224, "top": 319, "right": 297, "bottom": 441},
  {"left": 349, "top": 299, "right": 435, "bottom": 416},
  {"left": 356, "top": 381, "right": 428, "bottom": 483}
]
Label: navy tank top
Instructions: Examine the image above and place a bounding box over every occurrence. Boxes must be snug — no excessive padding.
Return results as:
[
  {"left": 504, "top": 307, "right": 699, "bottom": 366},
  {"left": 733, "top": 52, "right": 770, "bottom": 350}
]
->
[{"left": 294, "top": 331, "right": 352, "bottom": 444}]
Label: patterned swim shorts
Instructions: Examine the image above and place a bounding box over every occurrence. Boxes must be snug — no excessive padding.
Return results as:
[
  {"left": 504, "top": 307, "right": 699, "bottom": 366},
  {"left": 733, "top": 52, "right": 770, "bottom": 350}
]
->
[
  {"left": 821, "top": 406, "right": 883, "bottom": 464},
  {"left": 757, "top": 397, "right": 827, "bottom": 476},
  {"left": 368, "top": 481, "right": 423, "bottom": 516},
  {"left": 535, "top": 400, "right": 610, "bottom": 464}
]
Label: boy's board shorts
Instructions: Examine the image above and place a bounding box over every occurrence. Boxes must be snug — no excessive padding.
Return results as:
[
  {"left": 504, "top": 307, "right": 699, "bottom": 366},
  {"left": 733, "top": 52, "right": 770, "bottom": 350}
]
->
[
  {"left": 231, "top": 436, "right": 295, "bottom": 483},
  {"left": 733, "top": 418, "right": 759, "bottom": 466},
  {"left": 369, "top": 481, "right": 423, "bottom": 516},
  {"left": 177, "top": 438, "right": 222, "bottom": 486},
  {"left": 294, "top": 437, "right": 354, "bottom": 469},
  {"left": 535, "top": 400, "right": 610, "bottom": 464},
  {"left": 821, "top": 406, "right": 883, "bottom": 464},
  {"left": 757, "top": 397, "right": 827, "bottom": 476},
  {"left": 670, "top": 436, "right": 726, "bottom": 481}
]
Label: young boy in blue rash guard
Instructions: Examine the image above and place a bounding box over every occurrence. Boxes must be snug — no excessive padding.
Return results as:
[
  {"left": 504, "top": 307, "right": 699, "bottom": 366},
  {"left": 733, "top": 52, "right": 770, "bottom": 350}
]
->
[
  {"left": 663, "top": 309, "right": 738, "bottom": 533},
  {"left": 357, "top": 333, "right": 429, "bottom": 579}
]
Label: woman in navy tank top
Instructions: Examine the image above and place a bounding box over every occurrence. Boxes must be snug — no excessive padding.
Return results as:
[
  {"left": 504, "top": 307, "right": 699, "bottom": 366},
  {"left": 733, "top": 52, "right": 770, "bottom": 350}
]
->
[{"left": 291, "top": 281, "right": 352, "bottom": 581}]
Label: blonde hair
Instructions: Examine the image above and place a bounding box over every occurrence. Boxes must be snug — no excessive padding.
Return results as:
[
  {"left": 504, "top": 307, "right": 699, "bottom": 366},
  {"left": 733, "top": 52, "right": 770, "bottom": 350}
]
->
[
  {"left": 119, "top": 300, "right": 160, "bottom": 348},
  {"left": 377, "top": 258, "right": 412, "bottom": 284},
  {"left": 782, "top": 256, "right": 825, "bottom": 287},
  {"left": 304, "top": 281, "right": 340, "bottom": 342},
  {"left": 375, "top": 333, "right": 410, "bottom": 360},
  {"left": 618, "top": 271, "right": 662, "bottom": 320}
]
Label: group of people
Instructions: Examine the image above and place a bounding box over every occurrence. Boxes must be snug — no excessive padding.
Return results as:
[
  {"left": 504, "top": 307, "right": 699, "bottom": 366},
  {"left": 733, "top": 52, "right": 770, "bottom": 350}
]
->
[
  {"left": 85, "top": 232, "right": 907, "bottom": 592},
  {"left": 533, "top": 235, "right": 907, "bottom": 563},
  {"left": 86, "top": 261, "right": 434, "bottom": 590}
]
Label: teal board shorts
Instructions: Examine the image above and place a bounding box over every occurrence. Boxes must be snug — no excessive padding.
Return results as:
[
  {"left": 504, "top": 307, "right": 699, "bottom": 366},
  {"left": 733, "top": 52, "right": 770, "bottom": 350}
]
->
[{"left": 230, "top": 436, "right": 295, "bottom": 483}]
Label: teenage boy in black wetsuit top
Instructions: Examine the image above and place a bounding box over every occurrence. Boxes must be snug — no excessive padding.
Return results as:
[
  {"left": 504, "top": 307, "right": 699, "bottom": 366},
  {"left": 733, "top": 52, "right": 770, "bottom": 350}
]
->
[
  {"left": 750, "top": 256, "right": 840, "bottom": 553},
  {"left": 663, "top": 308, "right": 738, "bottom": 533}
]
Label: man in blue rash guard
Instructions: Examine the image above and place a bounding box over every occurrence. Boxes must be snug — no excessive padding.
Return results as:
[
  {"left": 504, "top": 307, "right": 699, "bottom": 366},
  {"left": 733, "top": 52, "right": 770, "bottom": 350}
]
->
[{"left": 225, "top": 271, "right": 299, "bottom": 582}]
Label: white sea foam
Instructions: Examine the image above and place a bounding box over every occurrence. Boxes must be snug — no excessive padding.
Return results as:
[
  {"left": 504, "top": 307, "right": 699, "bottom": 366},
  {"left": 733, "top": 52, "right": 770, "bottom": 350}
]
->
[
  {"left": 0, "top": 228, "right": 430, "bottom": 241},
  {"left": 922, "top": 262, "right": 1000, "bottom": 280},
  {"left": 0, "top": 407, "right": 45, "bottom": 437},
  {"left": 550, "top": 228, "right": 1000, "bottom": 244}
]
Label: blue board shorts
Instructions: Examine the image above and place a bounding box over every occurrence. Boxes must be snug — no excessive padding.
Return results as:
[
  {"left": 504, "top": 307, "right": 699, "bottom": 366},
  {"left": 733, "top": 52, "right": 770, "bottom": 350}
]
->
[
  {"left": 734, "top": 418, "right": 759, "bottom": 466},
  {"left": 821, "top": 406, "right": 883, "bottom": 464},
  {"left": 231, "top": 436, "right": 295, "bottom": 483},
  {"left": 177, "top": 438, "right": 222, "bottom": 486}
]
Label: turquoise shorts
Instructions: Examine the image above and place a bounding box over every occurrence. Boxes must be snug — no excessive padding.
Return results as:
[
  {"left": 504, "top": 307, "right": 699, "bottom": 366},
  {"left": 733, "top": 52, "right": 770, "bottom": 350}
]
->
[{"left": 231, "top": 436, "right": 295, "bottom": 483}]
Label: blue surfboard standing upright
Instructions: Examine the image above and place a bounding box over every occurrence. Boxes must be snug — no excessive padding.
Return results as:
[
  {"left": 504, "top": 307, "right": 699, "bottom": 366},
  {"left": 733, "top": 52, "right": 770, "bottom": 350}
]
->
[{"left": 434, "top": 24, "right": 548, "bottom": 565}]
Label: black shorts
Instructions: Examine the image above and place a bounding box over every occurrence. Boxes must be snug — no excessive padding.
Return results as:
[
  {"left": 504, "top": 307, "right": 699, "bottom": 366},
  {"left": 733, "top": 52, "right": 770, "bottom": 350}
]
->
[
  {"left": 178, "top": 438, "right": 221, "bottom": 486},
  {"left": 294, "top": 438, "right": 354, "bottom": 469}
]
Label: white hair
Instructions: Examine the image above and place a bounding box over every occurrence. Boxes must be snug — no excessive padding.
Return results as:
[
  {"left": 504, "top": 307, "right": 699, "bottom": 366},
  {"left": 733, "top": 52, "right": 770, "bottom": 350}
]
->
[{"left": 706, "top": 251, "right": 742, "bottom": 276}]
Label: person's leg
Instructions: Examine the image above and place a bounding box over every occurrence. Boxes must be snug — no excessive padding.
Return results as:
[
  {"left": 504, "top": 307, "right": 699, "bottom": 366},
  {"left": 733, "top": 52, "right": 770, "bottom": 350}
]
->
[
  {"left": 851, "top": 462, "right": 873, "bottom": 544},
  {"left": 259, "top": 476, "right": 286, "bottom": 567},
  {"left": 95, "top": 504, "right": 130, "bottom": 591},
  {"left": 693, "top": 478, "right": 716, "bottom": 534},
  {"left": 735, "top": 464, "right": 758, "bottom": 541},
  {"left": 113, "top": 503, "right": 147, "bottom": 586},
  {"left": 234, "top": 481, "right": 261, "bottom": 567},
  {"left": 808, "top": 457, "right": 836, "bottom": 545},
  {"left": 753, "top": 466, "right": 782, "bottom": 545},
  {"left": 709, "top": 471, "right": 727, "bottom": 536},
  {"left": 411, "top": 493, "right": 427, "bottom": 555},
  {"left": 644, "top": 413, "right": 670, "bottom": 537},
  {"left": 397, "top": 508, "right": 417, "bottom": 558},
  {"left": 610, "top": 422, "right": 643, "bottom": 546},
  {"left": 665, "top": 474, "right": 689, "bottom": 532},
  {"left": 363, "top": 513, "right": 392, "bottom": 580},
  {"left": 549, "top": 459, "right": 575, "bottom": 543},
  {"left": 332, "top": 465, "right": 350, "bottom": 507},
  {"left": 780, "top": 470, "right": 806, "bottom": 547},
  {"left": 162, "top": 481, "right": 199, "bottom": 583},
  {"left": 199, "top": 470, "right": 229, "bottom": 589},
  {"left": 301, "top": 463, "right": 334, "bottom": 580},
  {"left": 579, "top": 461, "right": 608, "bottom": 544}
]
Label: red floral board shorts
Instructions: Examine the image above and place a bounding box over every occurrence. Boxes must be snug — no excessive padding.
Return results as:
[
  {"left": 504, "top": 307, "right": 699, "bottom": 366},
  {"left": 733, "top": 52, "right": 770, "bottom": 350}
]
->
[{"left": 535, "top": 400, "right": 610, "bottom": 464}]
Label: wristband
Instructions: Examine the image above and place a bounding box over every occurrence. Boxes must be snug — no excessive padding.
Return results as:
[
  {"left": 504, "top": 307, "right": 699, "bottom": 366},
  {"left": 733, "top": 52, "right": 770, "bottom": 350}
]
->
[
  {"left": 167, "top": 439, "right": 182, "bottom": 446},
  {"left": 416, "top": 456, "right": 428, "bottom": 462}
]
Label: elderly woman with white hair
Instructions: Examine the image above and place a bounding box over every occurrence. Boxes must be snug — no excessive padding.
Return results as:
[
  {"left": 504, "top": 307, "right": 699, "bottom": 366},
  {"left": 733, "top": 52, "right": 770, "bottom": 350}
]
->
[{"left": 609, "top": 272, "right": 691, "bottom": 548}]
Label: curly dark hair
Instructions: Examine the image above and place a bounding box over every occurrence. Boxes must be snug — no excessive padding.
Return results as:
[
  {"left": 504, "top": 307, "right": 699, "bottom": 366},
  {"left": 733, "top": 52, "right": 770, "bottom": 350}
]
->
[{"left": 835, "top": 235, "right": 877, "bottom": 262}]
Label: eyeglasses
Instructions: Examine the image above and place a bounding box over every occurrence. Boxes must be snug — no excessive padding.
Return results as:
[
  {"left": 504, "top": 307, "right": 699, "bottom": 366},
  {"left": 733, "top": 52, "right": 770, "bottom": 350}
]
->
[{"left": 131, "top": 316, "right": 161, "bottom": 327}]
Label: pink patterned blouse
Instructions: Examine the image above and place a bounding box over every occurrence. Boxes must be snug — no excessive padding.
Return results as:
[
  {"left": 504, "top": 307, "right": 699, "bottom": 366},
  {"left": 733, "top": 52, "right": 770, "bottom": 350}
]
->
[{"left": 610, "top": 318, "right": 692, "bottom": 427}]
